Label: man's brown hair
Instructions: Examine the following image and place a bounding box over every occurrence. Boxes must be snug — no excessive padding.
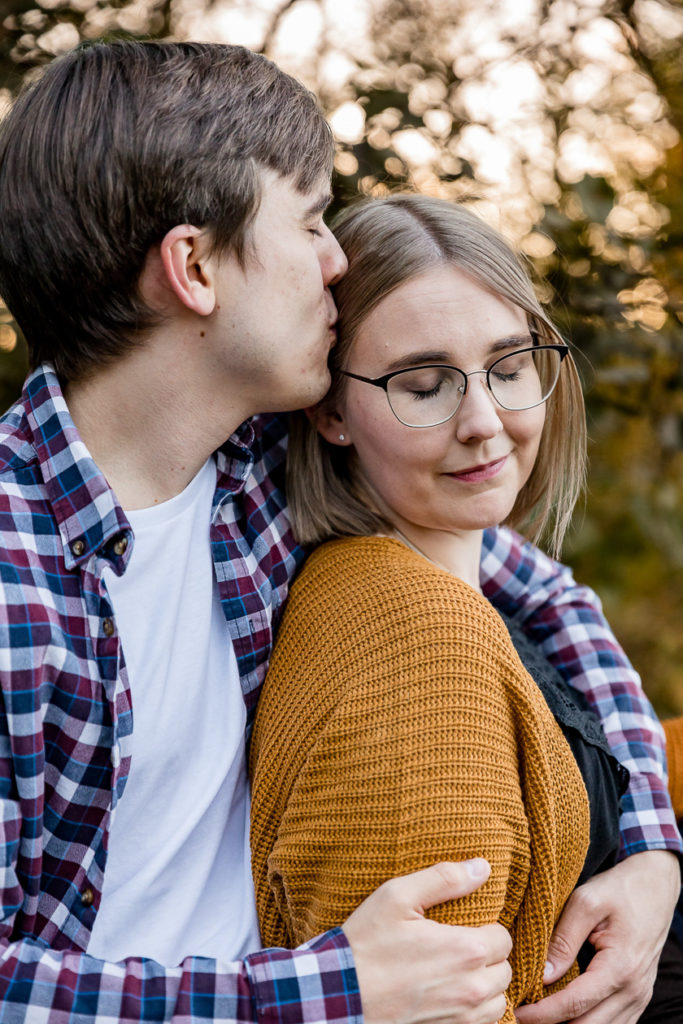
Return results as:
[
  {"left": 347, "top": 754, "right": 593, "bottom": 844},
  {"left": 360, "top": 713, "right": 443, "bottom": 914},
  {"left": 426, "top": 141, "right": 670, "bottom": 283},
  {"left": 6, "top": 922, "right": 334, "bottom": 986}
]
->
[{"left": 0, "top": 41, "right": 334, "bottom": 382}]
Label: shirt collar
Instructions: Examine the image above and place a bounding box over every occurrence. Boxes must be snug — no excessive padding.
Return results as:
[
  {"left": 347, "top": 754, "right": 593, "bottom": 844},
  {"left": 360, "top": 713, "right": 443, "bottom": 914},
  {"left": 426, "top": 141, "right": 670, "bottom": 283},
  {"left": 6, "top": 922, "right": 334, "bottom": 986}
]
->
[
  {"left": 215, "top": 418, "right": 257, "bottom": 500},
  {"left": 23, "top": 364, "right": 131, "bottom": 570},
  {"left": 24, "top": 364, "right": 259, "bottom": 568}
]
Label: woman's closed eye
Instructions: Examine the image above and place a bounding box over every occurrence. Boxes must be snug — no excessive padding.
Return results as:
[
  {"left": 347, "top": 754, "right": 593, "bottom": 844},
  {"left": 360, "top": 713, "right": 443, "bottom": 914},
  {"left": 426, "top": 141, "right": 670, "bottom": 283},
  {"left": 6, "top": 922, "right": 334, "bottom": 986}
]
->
[
  {"left": 408, "top": 380, "right": 445, "bottom": 401},
  {"left": 492, "top": 368, "right": 523, "bottom": 384},
  {"left": 396, "top": 369, "right": 451, "bottom": 401}
]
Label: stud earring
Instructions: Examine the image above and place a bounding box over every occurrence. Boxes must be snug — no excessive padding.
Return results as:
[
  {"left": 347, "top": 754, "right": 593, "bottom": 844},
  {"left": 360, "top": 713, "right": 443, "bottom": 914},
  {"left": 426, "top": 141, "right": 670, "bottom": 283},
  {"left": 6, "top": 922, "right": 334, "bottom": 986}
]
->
[{"left": 339, "top": 434, "right": 345, "bottom": 442}]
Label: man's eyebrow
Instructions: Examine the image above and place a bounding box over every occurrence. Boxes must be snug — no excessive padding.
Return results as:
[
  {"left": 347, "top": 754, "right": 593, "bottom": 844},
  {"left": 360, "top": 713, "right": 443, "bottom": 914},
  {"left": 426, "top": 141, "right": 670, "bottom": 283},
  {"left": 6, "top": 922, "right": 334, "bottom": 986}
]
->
[{"left": 303, "top": 193, "right": 333, "bottom": 219}]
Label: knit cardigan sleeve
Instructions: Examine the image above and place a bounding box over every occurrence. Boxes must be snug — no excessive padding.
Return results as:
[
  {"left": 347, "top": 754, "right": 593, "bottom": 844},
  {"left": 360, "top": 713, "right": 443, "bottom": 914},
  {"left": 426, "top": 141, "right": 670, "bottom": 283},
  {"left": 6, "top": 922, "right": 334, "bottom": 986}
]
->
[
  {"left": 249, "top": 537, "right": 590, "bottom": 1019},
  {"left": 663, "top": 717, "right": 683, "bottom": 821}
]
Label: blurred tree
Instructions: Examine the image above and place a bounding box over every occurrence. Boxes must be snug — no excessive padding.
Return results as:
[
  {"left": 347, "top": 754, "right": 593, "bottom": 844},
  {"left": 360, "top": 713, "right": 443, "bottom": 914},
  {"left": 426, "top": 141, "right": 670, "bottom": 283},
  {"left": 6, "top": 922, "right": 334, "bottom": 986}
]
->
[
  {"left": 538, "top": 1, "right": 683, "bottom": 714},
  {"left": 0, "top": 0, "right": 681, "bottom": 709}
]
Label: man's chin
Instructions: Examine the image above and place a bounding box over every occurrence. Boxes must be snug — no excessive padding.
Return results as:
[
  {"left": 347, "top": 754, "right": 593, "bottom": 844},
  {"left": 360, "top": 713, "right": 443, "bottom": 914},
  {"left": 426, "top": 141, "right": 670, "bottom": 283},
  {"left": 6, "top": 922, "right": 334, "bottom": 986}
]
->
[
  {"left": 263, "top": 373, "right": 331, "bottom": 417},
  {"left": 297, "top": 369, "right": 332, "bottom": 410}
]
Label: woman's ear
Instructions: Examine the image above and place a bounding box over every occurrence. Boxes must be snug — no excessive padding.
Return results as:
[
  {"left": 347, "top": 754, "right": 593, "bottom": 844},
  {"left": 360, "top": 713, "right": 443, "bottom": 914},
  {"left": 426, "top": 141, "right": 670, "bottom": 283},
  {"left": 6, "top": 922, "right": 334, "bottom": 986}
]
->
[{"left": 307, "top": 403, "right": 352, "bottom": 446}]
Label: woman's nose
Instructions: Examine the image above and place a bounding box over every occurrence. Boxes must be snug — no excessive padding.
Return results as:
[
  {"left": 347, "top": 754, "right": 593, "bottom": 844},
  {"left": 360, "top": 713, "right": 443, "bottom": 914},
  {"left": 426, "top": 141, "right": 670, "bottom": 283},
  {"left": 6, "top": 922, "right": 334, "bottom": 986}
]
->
[{"left": 454, "top": 373, "right": 505, "bottom": 442}]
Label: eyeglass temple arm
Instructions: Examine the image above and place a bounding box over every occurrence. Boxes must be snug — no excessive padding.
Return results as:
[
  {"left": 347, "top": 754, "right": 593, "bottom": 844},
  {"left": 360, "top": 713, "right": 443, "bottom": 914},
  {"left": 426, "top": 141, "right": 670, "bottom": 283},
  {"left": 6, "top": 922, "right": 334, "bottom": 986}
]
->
[{"left": 340, "top": 369, "right": 388, "bottom": 388}]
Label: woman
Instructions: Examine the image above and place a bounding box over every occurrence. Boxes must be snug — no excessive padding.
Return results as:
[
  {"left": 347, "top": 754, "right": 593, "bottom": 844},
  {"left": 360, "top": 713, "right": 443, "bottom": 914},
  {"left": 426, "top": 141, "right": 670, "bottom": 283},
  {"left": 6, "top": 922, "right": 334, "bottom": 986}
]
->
[{"left": 249, "top": 195, "right": 625, "bottom": 1021}]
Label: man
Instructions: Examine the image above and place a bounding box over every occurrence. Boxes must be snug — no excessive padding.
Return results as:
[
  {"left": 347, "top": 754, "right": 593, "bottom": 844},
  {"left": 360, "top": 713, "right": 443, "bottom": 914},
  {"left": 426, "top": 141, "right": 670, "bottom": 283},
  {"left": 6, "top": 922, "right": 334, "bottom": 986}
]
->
[{"left": 0, "top": 39, "right": 678, "bottom": 1024}]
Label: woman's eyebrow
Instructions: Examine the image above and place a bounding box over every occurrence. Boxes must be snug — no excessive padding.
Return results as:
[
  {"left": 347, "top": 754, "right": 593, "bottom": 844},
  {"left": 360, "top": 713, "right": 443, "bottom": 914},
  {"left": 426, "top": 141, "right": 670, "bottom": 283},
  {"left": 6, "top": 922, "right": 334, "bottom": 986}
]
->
[
  {"left": 382, "top": 334, "right": 535, "bottom": 373},
  {"left": 489, "top": 333, "right": 535, "bottom": 353},
  {"left": 383, "top": 351, "right": 451, "bottom": 373}
]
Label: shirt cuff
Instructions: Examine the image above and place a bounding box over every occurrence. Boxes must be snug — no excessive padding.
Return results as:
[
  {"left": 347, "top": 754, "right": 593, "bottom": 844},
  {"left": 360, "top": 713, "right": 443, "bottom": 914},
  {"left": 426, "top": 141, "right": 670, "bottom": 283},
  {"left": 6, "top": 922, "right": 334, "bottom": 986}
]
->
[
  {"left": 617, "top": 774, "right": 683, "bottom": 860},
  {"left": 246, "top": 928, "right": 362, "bottom": 1024}
]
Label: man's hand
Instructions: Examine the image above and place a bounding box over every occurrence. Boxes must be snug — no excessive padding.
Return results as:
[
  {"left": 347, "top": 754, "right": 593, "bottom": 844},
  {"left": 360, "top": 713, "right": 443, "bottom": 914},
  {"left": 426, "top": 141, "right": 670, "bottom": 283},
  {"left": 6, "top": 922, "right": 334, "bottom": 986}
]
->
[
  {"left": 515, "top": 850, "right": 681, "bottom": 1024},
  {"left": 342, "top": 859, "right": 512, "bottom": 1024}
]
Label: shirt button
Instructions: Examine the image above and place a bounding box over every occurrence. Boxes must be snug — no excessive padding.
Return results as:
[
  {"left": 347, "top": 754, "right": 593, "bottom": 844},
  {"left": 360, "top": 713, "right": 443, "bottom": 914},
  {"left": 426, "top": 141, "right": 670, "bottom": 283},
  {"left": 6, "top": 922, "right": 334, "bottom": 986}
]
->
[
  {"left": 81, "top": 887, "right": 94, "bottom": 906},
  {"left": 102, "top": 618, "right": 115, "bottom": 637},
  {"left": 112, "top": 535, "right": 128, "bottom": 556},
  {"left": 71, "top": 539, "right": 85, "bottom": 557}
]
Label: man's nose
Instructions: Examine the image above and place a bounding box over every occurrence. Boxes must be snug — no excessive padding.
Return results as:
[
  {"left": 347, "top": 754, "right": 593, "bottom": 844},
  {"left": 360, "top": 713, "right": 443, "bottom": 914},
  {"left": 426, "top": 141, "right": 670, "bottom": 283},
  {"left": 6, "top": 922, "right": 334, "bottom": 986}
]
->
[{"left": 320, "top": 224, "right": 348, "bottom": 285}]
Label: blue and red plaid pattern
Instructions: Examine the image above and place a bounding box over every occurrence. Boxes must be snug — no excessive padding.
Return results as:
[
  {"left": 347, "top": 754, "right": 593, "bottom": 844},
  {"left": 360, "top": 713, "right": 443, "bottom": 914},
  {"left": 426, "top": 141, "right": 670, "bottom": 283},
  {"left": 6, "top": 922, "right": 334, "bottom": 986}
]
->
[
  {"left": 0, "top": 364, "right": 679, "bottom": 1022},
  {"left": 481, "top": 529, "right": 683, "bottom": 859},
  {"left": 0, "top": 365, "right": 358, "bottom": 1023}
]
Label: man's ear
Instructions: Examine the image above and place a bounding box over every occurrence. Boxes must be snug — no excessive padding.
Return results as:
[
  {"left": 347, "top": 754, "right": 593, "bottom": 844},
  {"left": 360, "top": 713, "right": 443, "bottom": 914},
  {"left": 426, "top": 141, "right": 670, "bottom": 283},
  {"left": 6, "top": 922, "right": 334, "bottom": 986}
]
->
[
  {"left": 158, "top": 225, "right": 216, "bottom": 316},
  {"left": 308, "top": 402, "right": 353, "bottom": 447}
]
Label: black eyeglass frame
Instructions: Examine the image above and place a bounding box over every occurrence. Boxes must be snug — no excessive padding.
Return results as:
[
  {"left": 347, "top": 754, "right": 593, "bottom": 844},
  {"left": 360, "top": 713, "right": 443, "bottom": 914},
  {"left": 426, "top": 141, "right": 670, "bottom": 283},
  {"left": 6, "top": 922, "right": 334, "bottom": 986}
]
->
[{"left": 340, "top": 340, "right": 570, "bottom": 428}]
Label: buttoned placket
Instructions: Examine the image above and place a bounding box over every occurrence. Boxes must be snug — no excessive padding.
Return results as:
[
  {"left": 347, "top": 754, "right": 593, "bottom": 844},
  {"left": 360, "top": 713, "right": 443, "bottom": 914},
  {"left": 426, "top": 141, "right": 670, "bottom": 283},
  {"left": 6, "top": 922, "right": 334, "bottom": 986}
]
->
[
  {"left": 210, "top": 445, "right": 286, "bottom": 731},
  {"left": 76, "top": 531, "right": 136, "bottom": 791},
  {"left": 63, "top": 531, "right": 135, "bottom": 926}
]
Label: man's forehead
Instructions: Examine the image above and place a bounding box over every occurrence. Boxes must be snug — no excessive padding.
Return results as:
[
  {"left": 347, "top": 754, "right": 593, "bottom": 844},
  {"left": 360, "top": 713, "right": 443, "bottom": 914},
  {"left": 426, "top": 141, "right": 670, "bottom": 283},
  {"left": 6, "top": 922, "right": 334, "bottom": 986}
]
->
[
  {"left": 255, "top": 167, "right": 332, "bottom": 216},
  {"left": 303, "top": 189, "right": 333, "bottom": 219}
]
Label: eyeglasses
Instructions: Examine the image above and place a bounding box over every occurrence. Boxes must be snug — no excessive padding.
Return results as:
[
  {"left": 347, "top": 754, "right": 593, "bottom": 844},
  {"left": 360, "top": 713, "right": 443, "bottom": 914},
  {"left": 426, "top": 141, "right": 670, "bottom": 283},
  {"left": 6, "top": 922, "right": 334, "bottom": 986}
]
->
[{"left": 340, "top": 343, "right": 569, "bottom": 428}]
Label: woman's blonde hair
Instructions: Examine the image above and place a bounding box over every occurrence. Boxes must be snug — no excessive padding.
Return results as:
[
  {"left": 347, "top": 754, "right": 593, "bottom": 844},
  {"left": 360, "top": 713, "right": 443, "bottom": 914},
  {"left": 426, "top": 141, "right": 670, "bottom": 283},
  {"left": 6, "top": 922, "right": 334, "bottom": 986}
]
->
[{"left": 288, "top": 194, "right": 586, "bottom": 557}]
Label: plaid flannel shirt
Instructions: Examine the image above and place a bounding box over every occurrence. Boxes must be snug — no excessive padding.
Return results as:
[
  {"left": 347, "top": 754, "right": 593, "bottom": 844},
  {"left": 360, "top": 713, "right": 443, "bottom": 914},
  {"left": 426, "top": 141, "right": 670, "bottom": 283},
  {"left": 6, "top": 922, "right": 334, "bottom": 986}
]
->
[
  {"left": 0, "top": 364, "right": 679, "bottom": 1024},
  {"left": 480, "top": 534, "right": 682, "bottom": 859}
]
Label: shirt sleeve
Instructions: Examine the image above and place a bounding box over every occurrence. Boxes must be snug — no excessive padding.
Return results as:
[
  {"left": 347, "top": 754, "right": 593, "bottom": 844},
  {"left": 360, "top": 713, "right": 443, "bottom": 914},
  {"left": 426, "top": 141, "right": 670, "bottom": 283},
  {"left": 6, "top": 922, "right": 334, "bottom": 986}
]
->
[
  {"left": 480, "top": 525, "right": 683, "bottom": 860},
  {"left": 0, "top": 914, "right": 360, "bottom": 1024},
  {"left": 0, "top": 751, "right": 361, "bottom": 1024}
]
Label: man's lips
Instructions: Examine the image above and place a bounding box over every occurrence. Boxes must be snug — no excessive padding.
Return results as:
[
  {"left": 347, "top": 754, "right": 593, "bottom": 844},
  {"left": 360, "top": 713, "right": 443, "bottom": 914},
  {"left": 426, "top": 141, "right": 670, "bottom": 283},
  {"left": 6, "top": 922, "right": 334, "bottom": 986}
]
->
[
  {"left": 327, "top": 320, "right": 338, "bottom": 348},
  {"left": 446, "top": 456, "right": 508, "bottom": 483},
  {"left": 325, "top": 289, "right": 338, "bottom": 327}
]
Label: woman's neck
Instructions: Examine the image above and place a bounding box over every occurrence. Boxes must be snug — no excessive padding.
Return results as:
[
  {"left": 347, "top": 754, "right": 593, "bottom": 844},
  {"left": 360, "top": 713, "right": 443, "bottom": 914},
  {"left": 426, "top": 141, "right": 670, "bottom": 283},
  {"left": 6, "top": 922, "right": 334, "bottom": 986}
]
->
[{"left": 389, "top": 520, "right": 484, "bottom": 593}]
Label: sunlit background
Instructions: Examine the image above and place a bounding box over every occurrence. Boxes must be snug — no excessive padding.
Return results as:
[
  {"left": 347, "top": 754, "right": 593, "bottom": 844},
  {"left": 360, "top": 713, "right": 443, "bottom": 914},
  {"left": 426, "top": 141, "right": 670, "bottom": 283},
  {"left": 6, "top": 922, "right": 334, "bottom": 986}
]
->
[{"left": 0, "top": 0, "right": 682, "bottom": 711}]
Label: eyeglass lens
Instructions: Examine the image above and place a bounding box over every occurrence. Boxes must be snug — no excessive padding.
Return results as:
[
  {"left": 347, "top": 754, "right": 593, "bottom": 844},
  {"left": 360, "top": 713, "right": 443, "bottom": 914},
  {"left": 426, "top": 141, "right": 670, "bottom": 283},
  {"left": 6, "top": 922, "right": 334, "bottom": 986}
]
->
[{"left": 386, "top": 347, "right": 563, "bottom": 427}]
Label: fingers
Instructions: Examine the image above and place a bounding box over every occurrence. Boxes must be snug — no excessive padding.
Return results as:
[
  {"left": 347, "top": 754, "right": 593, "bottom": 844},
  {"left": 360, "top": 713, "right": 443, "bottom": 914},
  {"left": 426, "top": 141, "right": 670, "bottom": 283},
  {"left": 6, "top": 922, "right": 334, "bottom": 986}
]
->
[
  {"left": 459, "top": 967, "right": 510, "bottom": 1024},
  {"left": 351, "top": 923, "right": 512, "bottom": 1024},
  {"left": 528, "top": 852, "right": 679, "bottom": 1023},
  {"left": 476, "top": 922, "right": 515, "bottom": 967},
  {"left": 515, "top": 967, "right": 615, "bottom": 1024},
  {"left": 515, "top": 987, "right": 651, "bottom": 1024},
  {"left": 341, "top": 861, "right": 514, "bottom": 1024},
  {"left": 380, "top": 859, "right": 493, "bottom": 915},
  {"left": 541, "top": 885, "right": 600, "bottom": 985},
  {"left": 514, "top": 947, "right": 657, "bottom": 1024}
]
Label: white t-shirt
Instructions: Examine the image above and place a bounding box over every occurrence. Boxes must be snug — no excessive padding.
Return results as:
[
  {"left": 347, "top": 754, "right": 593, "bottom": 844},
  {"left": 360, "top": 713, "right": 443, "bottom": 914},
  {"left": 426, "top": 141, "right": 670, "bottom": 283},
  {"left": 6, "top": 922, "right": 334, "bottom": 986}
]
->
[{"left": 88, "top": 457, "right": 261, "bottom": 966}]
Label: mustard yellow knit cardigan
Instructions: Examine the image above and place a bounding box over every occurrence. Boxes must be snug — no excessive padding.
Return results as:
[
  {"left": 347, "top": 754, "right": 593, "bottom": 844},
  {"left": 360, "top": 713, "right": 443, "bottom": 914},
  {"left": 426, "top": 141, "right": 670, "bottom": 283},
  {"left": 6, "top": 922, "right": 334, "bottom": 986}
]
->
[
  {"left": 250, "top": 537, "right": 590, "bottom": 1021},
  {"left": 663, "top": 717, "right": 683, "bottom": 820}
]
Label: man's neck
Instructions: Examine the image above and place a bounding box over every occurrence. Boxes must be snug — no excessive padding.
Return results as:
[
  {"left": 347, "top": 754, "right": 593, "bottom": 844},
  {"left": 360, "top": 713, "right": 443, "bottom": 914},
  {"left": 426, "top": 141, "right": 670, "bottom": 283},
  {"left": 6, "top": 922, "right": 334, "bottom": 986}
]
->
[{"left": 64, "top": 345, "right": 248, "bottom": 511}]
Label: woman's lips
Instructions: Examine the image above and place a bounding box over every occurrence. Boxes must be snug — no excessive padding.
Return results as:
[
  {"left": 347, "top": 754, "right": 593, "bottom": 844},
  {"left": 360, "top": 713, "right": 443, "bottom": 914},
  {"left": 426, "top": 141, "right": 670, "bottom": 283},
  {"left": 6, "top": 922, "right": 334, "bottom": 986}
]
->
[{"left": 447, "top": 456, "right": 508, "bottom": 483}]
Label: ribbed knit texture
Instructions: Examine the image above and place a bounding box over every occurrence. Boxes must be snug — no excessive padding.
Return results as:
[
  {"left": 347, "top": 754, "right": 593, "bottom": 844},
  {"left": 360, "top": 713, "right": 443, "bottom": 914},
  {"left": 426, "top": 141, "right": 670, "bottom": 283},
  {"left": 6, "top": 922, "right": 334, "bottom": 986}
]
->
[
  {"left": 250, "top": 537, "right": 590, "bottom": 1022},
  {"left": 663, "top": 717, "right": 683, "bottom": 820}
]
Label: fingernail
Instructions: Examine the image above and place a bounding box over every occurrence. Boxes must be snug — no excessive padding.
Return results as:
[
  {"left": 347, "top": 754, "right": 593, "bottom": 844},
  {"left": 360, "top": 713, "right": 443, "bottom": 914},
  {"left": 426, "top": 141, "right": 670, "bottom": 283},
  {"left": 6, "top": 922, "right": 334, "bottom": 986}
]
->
[
  {"left": 543, "top": 960, "right": 554, "bottom": 982},
  {"left": 465, "top": 858, "right": 490, "bottom": 880}
]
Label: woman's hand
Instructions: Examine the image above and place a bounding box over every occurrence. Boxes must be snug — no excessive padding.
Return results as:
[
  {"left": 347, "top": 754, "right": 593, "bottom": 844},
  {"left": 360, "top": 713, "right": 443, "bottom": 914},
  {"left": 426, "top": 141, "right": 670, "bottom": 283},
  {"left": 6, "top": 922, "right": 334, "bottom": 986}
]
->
[
  {"left": 342, "top": 859, "right": 513, "bottom": 1024},
  {"left": 514, "top": 850, "right": 681, "bottom": 1024}
]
